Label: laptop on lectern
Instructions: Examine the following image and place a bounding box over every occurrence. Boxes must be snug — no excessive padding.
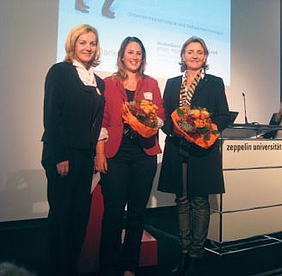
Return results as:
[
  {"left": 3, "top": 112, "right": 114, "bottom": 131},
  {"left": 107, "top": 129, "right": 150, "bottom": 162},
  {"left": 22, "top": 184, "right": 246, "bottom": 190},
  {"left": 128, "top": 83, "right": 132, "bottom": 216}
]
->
[{"left": 229, "top": 111, "right": 239, "bottom": 126}]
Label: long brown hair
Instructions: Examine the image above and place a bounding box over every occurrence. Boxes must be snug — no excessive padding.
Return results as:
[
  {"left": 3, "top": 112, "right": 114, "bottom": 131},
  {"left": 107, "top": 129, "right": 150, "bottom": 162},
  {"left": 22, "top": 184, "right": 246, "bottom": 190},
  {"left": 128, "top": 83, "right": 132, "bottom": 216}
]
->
[{"left": 113, "top": 36, "right": 147, "bottom": 81}]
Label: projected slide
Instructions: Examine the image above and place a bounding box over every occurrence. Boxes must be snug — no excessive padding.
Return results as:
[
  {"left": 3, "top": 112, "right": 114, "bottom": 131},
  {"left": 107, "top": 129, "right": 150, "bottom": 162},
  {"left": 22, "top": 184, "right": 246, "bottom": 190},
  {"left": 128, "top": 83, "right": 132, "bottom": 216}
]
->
[{"left": 57, "top": 0, "right": 231, "bottom": 84}]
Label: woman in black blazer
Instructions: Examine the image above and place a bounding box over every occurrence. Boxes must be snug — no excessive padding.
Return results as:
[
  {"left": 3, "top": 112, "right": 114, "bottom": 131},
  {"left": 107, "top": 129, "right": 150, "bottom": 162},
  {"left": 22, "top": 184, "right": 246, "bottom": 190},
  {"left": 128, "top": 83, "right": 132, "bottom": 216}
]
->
[
  {"left": 158, "top": 37, "right": 231, "bottom": 276},
  {"left": 41, "top": 24, "right": 105, "bottom": 276}
]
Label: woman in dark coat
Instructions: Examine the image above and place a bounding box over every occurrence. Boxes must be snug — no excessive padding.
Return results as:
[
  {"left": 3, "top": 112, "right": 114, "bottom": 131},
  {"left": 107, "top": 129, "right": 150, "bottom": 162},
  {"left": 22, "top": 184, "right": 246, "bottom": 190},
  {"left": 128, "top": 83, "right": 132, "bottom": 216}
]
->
[
  {"left": 41, "top": 24, "right": 105, "bottom": 276},
  {"left": 158, "top": 36, "right": 231, "bottom": 276}
]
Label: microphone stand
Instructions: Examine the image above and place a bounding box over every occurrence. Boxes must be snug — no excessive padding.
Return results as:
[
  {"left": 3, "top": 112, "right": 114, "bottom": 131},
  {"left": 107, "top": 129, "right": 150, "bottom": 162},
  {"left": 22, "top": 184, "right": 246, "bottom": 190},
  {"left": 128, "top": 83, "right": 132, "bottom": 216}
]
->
[{"left": 242, "top": 92, "right": 250, "bottom": 125}]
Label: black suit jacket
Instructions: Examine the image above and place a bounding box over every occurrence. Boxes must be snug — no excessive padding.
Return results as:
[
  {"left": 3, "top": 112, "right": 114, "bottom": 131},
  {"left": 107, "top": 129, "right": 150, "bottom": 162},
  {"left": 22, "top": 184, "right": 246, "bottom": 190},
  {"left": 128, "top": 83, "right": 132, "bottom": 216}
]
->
[
  {"left": 158, "top": 73, "right": 231, "bottom": 196},
  {"left": 42, "top": 61, "right": 105, "bottom": 164},
  {"left": 162, "top": 74, "right": 231, "bottom": 135}
]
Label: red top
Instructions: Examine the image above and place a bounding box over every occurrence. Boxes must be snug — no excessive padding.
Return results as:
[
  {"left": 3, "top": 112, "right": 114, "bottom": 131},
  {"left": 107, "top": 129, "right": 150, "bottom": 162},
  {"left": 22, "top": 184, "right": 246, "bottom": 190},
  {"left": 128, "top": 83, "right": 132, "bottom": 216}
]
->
[{"left": 102, "top": 75, "right": 165, "bottom": 157}]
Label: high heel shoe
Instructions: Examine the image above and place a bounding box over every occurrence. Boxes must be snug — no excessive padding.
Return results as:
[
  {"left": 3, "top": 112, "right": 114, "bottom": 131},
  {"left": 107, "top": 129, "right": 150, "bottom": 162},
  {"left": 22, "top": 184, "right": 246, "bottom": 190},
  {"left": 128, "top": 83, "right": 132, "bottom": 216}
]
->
[
  {"left": 171, "top": 253, "right": 189, "bottom": 276},
  {"left": 185, "top": 257, "right": 200, "bottom": 276}
]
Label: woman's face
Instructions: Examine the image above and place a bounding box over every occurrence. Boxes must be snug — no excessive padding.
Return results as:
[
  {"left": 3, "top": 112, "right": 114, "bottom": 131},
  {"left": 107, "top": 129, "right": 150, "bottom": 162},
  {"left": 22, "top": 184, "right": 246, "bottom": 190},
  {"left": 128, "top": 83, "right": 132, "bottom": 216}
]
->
[
  {"left": 182, "top": 42, "right": 207, "bottom": 71},
  {"left": 74, "top": 31, "right": 97, "bottom": 68},
  {"left": 123, "top": 41, "right": 143, "bottom": 73}
]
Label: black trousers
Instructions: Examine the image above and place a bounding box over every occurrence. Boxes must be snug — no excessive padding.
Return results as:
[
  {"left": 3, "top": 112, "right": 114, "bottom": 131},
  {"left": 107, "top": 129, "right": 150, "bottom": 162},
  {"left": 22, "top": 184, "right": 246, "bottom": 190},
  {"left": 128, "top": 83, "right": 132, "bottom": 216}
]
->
[
  {"left": 42, "top": 144, "right": 94, "bottom": 276},
  {"left": 99, "top": 138, "right": 157, "bottom": 274}
]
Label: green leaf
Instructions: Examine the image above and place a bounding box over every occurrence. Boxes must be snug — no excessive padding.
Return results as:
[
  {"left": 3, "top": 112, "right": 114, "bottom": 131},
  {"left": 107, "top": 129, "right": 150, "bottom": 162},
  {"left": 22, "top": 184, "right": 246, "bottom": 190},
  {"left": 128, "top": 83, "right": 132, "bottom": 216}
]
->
[
  {"left": 177, "top": 108, "right": 185, "bottom": 117},
  {"left": 197, "top": 127, "right": 208, "bottom": 134}
]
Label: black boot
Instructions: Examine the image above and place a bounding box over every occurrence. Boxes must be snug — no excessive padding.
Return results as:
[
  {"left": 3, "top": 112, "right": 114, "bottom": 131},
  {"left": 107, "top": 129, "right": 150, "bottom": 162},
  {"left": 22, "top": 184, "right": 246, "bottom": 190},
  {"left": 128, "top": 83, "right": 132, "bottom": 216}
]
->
[
  {"left": 185, "top": 257, "right": 200, "bottom": 276},
  {"left": 171, "top": 253, "right": 189, "bottom": 276}
]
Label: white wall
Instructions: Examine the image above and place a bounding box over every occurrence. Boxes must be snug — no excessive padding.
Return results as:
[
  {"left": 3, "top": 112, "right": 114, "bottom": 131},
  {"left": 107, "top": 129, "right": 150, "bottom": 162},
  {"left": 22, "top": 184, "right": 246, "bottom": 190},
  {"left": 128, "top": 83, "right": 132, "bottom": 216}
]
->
[
  {"left": 0, "top": 0, "right": 280, "bottom": 221},
  {"left": 0, "top": 0, "right": 58, "bottom": 221},
  {"left": 227, "top": 0, "right": 280, "bottom": 124}
]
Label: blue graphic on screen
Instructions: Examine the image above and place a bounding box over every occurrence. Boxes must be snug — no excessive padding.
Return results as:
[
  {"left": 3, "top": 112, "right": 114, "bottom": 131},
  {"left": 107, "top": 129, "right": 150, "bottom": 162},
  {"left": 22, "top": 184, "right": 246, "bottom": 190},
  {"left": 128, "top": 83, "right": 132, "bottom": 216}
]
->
[{"left": 57, "top": 0, "right": 231, "bottom": 84}]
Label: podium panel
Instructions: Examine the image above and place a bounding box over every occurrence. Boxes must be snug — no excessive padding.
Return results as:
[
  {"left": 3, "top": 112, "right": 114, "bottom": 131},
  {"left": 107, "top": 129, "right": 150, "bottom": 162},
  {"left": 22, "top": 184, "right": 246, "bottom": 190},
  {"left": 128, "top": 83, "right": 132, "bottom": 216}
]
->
[
  {"left": 209, "top": 206, "right": 282, "bottom": 242},
  {"left": 208, "top": 139, "right": 282, "bottom": 244}
]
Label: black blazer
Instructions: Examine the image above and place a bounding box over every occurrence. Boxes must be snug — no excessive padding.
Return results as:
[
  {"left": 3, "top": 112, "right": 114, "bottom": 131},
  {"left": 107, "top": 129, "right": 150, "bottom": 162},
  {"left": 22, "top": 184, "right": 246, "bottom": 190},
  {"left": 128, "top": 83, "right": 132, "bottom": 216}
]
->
[
  {"left": 158, "top": 73, "right": 231, "bottom": 196},
  {"left": 161, "top": 74, "right": 231, "bottom": 136},
  {"left": 42, "top": 61, "right": 105, "bottom": 164}
]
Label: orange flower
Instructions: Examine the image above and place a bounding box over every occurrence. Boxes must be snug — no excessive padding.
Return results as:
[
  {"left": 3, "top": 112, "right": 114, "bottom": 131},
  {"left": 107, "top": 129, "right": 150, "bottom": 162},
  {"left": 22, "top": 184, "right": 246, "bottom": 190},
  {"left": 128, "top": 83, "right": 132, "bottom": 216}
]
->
[
  {"left": 171, "top": 107, "right": 220, "bottom": 149},
  {"left": 194, "top": 118, "right": 209, "bottom": 128},
  {"left": 121, "top": 100, "right": 159, "bottom": 138},
  {"left": 139, "top": 100, "right": 158, "bottom": 115},
  {"left": 190, "top": 109, "right": 201, "bottom": 118}
]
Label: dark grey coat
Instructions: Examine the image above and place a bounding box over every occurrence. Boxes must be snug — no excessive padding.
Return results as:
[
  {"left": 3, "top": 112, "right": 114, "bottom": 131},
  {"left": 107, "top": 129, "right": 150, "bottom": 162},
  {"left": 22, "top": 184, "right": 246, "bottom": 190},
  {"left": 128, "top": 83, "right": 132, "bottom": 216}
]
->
[{"left": 158, "top": 74, "right": 231, "bottom": 196}]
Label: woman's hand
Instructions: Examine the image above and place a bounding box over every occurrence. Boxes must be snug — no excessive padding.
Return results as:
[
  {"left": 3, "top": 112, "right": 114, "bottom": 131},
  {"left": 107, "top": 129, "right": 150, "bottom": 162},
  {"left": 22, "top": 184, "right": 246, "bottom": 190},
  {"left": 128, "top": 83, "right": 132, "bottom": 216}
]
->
[
  {"left": 56, "top": 160, "right": 69, "bottom": 177},
  {"left": 95, "top": 153, "right": 108, "bottom": 173},
  {"left": 95, "top": 140, "right": 107, "bottom": 173}
]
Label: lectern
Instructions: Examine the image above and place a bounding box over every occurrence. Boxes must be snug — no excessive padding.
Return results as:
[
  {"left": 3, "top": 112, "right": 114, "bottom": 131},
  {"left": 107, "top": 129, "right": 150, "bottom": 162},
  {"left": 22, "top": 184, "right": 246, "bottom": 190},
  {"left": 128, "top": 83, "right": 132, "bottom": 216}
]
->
[
  {"left": 207, "top": 124, "right": 282, "bottom": 254},
  {"left": 221, "top": 123, "right": 282, "bottom": 139}
]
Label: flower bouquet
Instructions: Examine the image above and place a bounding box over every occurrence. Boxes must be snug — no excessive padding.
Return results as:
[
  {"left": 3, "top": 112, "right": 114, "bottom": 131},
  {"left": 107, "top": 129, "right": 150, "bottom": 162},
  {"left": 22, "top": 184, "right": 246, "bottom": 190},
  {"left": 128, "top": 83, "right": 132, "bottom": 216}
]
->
[
  {"left": 121, "top": 99, "right": 159, "bottom": 138},
  {"left": 171, "top": 106, "right": 220, "bottom": 149}
]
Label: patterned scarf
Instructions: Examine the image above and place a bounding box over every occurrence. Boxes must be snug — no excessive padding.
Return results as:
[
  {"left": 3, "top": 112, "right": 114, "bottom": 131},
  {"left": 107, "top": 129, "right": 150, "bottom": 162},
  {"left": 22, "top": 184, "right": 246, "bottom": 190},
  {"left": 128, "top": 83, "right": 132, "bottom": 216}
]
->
[{"left": 179, "top": 68, "right": 204, "bottom": 108}]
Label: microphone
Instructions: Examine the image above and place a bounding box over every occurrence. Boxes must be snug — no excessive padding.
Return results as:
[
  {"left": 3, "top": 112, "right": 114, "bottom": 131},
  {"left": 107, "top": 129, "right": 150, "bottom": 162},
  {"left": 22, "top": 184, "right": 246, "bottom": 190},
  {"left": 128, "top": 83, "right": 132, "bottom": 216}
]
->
[{"left": 242, "top": 92, "right": 249, "bottom": 125}]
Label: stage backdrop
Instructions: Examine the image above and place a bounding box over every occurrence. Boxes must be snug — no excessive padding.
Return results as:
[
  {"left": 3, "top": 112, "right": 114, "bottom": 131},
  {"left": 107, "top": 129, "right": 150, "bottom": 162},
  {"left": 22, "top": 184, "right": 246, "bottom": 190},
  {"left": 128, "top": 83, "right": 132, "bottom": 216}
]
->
[{"left": 0, "top": 0, "right": 280, "bottom": 222}]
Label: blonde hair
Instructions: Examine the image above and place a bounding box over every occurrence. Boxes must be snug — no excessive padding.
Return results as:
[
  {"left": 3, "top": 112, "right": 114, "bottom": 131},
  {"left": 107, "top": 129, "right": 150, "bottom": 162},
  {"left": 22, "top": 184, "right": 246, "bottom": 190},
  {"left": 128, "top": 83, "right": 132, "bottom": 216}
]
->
[
  {"left": 179, "top": 36, "right": 209, "bottom": 72},
  {"left": 64, "top": 24, "right": 100, "bottom": 67},
  {"left": 113, "top": 36, "right": 146, "bottom": 81}
]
